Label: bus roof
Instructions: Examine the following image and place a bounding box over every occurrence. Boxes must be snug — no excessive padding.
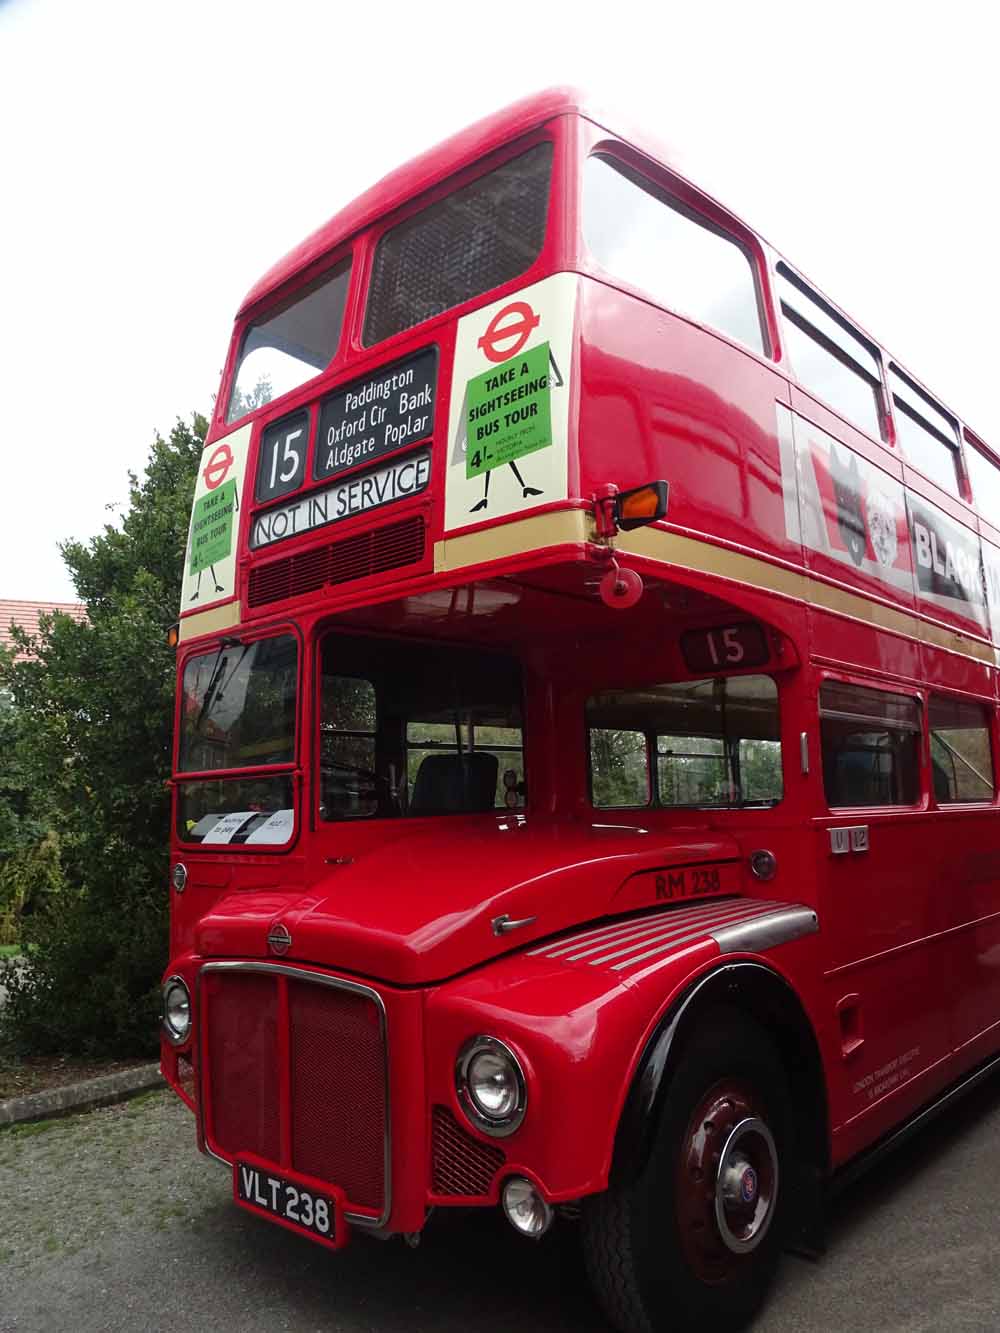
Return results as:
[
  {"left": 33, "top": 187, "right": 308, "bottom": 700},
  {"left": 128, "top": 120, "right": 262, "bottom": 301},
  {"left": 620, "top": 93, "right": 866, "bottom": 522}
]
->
[{"left": 237, "top": 87, "right": 679, "bottom": 319}]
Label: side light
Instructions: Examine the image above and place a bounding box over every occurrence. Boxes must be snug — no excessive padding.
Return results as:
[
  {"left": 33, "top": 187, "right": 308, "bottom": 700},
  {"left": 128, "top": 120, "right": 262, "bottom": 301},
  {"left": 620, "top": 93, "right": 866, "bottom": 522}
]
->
[
  {"left": 166, "top": 623, "right": 180, "bottom": 648},
  {"left": 749, "top": 849, "right": 777, "bottom": 882},
  {"left": 613, "top": 480, "right": 669, "bottom": 531},
  {"left": 171, "top": 863, "right": 188, "bottom": 893},
  {"left": 502, "top": 1176, "right": 553, "bottom": 1238}
]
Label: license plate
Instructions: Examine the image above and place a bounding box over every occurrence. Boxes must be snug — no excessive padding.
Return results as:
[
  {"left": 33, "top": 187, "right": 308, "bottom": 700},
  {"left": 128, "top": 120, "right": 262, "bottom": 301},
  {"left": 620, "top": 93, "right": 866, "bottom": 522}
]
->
[{"left": 234, "top": 1156, "right": 347, "bottom": 1249}]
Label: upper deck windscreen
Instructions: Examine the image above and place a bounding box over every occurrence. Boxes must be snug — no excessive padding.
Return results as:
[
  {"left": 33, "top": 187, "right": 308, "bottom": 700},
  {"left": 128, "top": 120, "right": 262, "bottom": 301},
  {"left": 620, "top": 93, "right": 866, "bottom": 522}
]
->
[
  {"left": 363, "top": 142, "right": 552, "bottom": 346},
  {"left": 227, "top": 260, "right": 352, "bottom": 424}
]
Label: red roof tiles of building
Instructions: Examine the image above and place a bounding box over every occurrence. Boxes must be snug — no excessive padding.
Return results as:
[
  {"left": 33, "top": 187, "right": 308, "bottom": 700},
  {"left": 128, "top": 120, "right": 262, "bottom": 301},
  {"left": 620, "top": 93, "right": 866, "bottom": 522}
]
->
[{"left": 0, "top": 600, "right": 86, "bottom": 662}]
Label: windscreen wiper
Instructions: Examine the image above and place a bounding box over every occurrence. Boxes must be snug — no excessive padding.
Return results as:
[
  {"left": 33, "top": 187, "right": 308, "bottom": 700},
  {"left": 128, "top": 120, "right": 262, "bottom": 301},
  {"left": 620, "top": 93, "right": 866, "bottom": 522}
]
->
[
  {"left": 194, "top": 650, "right": 229, "bottom": 736},
  {"left": 193, "top": 639, "right": 247, "bottom": 736}
]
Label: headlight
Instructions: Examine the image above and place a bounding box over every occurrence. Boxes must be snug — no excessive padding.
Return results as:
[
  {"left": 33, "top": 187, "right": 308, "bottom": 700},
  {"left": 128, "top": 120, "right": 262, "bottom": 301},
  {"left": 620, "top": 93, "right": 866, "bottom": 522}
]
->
[
  {"left": 162, "top": 976, "right": 192, "bottom": 1044},
  {"left": 455, "top": 1035, "right": 527, "bottom": 1136}
]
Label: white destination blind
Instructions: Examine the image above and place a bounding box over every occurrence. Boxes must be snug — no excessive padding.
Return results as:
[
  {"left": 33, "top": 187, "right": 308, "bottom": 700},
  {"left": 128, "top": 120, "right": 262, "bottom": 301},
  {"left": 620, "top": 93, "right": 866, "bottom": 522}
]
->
[{"left": 251, "top": 450, "right": 431, "bottom": 549}]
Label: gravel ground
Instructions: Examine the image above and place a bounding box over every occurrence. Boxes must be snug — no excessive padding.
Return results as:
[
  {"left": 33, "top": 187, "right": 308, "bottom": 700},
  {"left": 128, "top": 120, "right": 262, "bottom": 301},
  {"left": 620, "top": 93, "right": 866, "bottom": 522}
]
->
[
  {"left": 0, "top": 1091, "right": 221, "bottom": 1278},
  {"left": 3, "top": 1079, "right": 1000, "bottom": 1332}
]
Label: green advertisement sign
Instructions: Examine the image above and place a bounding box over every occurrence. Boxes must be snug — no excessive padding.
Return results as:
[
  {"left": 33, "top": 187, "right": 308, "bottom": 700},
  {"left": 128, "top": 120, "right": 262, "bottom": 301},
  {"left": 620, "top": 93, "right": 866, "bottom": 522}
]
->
[
  {"left": 465, "top": 341, "right": 552, "bottom": 479},
  {"left": 189, "top": 479, "right": 236, "bottom": 574}
]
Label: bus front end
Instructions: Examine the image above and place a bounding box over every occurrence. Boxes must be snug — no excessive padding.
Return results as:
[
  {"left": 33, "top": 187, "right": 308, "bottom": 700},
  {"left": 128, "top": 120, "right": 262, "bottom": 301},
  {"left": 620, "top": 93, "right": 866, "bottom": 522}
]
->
[{"left": 161, "top": 91, "right": 830, "bottom": 1333}]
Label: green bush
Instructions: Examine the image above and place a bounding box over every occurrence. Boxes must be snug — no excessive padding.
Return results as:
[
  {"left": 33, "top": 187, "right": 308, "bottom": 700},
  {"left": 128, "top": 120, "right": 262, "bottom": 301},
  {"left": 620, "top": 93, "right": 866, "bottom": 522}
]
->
[
  {"left": 0, "top": 829, "right": 64, "bottom": 935},
  {"left": 0, "top": 416, "right": 204, "bottom": 1058},
  {"left": 1, "top": 881, "right": 164, "bottom": 1056}
]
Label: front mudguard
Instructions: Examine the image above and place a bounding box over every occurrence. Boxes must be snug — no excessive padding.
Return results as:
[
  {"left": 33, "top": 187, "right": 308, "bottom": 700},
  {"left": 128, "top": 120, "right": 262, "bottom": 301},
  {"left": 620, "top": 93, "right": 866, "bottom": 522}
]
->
[{"left": 423, "top": 943, "right": 707, "bottom": 1203}]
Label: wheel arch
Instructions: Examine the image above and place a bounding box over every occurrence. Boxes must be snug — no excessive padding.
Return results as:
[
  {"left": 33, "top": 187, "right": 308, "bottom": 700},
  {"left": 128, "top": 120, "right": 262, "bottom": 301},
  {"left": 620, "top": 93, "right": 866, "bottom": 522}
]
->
[{"left": 610, "top": 962, "right": 830, "bottom": 1196}]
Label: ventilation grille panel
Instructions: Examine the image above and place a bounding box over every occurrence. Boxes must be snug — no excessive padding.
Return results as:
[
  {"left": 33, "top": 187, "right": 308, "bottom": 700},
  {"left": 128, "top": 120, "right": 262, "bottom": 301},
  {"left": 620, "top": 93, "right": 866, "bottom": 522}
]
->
[
  {"left": 431, "top": 1105, "right": 505, "bottom": 1198},
  {"left": 248, "top": 515, "right": 425, "bottom": 608}
]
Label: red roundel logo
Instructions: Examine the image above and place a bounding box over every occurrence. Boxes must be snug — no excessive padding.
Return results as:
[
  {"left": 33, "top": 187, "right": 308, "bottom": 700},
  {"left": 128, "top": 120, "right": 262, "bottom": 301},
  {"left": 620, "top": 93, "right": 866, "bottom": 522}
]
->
[
  {"left": 202, "top": 443, "right": 234, "bottom": 491},
  {"left": 477, "top": 301, "right": 540, "bottom": 363}
]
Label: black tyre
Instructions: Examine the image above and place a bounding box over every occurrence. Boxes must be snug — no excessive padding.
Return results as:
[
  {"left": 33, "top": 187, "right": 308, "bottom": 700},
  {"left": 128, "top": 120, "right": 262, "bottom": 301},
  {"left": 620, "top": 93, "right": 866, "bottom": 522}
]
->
[{"left": 582, "top": 1008, "right": 790, "bottom": 1333}]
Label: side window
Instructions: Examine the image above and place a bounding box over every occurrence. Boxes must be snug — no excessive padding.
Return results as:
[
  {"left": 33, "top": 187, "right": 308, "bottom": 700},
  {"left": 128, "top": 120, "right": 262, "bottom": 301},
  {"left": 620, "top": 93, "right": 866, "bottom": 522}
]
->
[
  {"left": 584, "top": 155, "right": 766, "bottom": 355},
  {"left": 777, "top": 264, "right": 884, "bottom": 440},
  {"left": 657, "top": 735, "right": 726, "bottom": 805},
  {"left": 889, "top": 365, "right": 960, "bottom": 494},
  {"left": 319, "top": 675, "right": 378, "bottom": 819},
  {"left": 738, "top": 738, "right": 783, "bottom": 803},
  {"left": 819, "top": 680, "right": 920, "bottom": 807},
  {"left": 590, "top": 728, "right": 649, "bottom": 807},
  {"left": 964, "top": 439, "right": 1000, "bottom": 514},
  {"left": 929, "top": 696, "right": 994, "bottom": 803},
  {"left": 588, "top": 676, "right": 782, "bottom": 809}
]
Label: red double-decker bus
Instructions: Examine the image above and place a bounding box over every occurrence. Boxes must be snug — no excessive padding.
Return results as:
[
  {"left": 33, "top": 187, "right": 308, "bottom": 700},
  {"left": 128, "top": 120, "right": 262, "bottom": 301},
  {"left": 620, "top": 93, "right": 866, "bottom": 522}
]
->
[{"left": 161, "top": 89, "right": 1000, "bottom": 1330}]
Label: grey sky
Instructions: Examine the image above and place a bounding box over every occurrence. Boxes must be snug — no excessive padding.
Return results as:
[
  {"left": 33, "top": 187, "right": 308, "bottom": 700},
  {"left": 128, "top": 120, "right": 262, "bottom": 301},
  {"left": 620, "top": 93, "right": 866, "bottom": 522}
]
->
[{"left": 2, "top": 0, "right": 996, "bottom": 601}]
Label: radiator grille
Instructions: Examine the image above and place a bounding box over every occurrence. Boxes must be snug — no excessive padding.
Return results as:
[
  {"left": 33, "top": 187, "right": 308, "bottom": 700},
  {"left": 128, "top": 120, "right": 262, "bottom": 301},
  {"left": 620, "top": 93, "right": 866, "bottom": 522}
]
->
[
  {"left": 204, "top": 969, "right": 387, "bottom": 1216},
  {"left": 431, "top": 1105, "right": 505, "bottom": 1197},
  {"left": 289, "top": 980, "right": 386, "bottom": 1211},
  {"left": 247, "top": 515, "right": 425, "bottom": 608},
  {"left": 206, "top": 972, "right": 280, "bottom": 1165}
]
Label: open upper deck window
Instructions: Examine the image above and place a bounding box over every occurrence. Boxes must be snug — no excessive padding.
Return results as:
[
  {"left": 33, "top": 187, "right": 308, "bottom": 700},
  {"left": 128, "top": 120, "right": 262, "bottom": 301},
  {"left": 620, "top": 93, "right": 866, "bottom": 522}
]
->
[
  {"left": 777, "top": 264, "right": 884, "bottom": 441},
  {"left": 889, "top": 364, "right": 960, "bottom": 494},
  {"left": 226, "top": 260, "right": 352, "bottom": 425},
  {"left": 363, "top": 142, "right": 553, "bottom": 346},
  {"left": 583, "top": 155, "right": 766, "bottom": 356}
]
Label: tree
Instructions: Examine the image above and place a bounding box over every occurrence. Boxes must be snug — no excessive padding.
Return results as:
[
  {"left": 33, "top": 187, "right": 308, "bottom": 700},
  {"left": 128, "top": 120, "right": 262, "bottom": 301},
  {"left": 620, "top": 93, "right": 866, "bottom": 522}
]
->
[
  {"left": 0, "top": 415, "right": 205, "bottom": 1056},
  {"left": 0, "top": 680, "right": 42, "bottom": 863},
  {"left": 227, "top": 372, "right": 272, "bottom": 423}
]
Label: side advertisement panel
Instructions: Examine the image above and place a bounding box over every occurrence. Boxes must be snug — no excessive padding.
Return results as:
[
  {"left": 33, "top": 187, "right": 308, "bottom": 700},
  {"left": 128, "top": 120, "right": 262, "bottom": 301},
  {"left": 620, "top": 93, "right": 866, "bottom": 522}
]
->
[
  {"left": 445, "top": 273, "right": 576, "bottom": 532},
  {"left": 781, "top": 408, "right": 991, "bottom": 644},
  {"left": 182, "top": 422, "right": 252, "bottom": 612}
]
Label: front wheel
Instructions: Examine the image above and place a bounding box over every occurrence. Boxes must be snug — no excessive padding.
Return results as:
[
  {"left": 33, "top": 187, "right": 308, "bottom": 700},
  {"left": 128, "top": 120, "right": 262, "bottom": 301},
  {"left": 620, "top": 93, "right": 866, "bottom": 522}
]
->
[{"left": 583, "top": 1009, "right": 789, "bottom": 1333}]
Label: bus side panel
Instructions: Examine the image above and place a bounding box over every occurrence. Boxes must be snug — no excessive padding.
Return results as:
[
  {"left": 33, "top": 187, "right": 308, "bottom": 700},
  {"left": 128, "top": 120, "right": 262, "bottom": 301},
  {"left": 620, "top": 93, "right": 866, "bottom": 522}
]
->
[
  {"left": 575, "top": 279, "right": 799, "bottom": 574},
  {"left": 786, "top": 391, "right": 918, "bottom": 629}
]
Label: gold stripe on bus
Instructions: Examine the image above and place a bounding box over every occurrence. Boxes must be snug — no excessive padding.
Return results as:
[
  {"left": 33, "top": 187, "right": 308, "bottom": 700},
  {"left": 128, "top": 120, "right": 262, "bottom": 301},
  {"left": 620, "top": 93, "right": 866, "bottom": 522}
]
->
[
  {"left": 619, "top": 527, "right": 808, "bottom": 602},
  {"left": 434, "top": 511, "right": 992, "bottom": 666},
  {"left": 178, "top": 600, "right": 242, "bottom": 644},
  {"left": 433, "top": 510, "right": 591, "bottom": 573},
  {"left": 621, "top": 527, "right": 994, "bottom": 665}
]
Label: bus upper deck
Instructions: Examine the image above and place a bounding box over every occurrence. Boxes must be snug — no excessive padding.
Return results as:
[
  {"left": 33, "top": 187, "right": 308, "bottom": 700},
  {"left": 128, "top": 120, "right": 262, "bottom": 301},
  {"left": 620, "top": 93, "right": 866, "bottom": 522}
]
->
[{"left": 180, "top": 88, "right": 1000, "bottom": 690}]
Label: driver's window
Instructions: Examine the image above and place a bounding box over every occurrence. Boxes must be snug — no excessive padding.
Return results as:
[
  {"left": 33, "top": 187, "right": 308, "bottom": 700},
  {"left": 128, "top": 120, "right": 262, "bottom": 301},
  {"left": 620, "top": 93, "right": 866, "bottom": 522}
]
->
[{"left": 320, "top": 675, "right": 377, "bottom": 819}]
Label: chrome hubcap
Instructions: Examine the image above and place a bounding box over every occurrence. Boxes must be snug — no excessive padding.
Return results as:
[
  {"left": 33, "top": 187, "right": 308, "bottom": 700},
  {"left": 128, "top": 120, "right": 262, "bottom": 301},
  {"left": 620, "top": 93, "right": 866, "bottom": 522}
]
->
[{"left": 713, "top": 1117, "right": 778, "bottom": 1254}]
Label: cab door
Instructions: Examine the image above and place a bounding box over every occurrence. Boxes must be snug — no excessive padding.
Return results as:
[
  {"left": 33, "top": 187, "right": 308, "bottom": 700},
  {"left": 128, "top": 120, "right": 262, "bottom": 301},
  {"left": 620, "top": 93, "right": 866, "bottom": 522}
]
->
[{"left": 816, "top": 673, "right": 952, "bottom": 1162}]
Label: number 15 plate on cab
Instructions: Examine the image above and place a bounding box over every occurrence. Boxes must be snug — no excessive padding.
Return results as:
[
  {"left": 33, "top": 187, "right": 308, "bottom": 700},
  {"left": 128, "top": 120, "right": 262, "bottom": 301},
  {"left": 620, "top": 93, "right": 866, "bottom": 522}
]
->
[{"left": 234, "top": 1155, "right": 348, "bottom": 1250}]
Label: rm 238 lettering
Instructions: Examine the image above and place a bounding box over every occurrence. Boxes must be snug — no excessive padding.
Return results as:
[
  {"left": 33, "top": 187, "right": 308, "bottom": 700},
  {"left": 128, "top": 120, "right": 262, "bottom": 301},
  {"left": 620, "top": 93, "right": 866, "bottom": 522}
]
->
[{"left": 655, "top": 867, "right": 721, "bottom": 901}]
